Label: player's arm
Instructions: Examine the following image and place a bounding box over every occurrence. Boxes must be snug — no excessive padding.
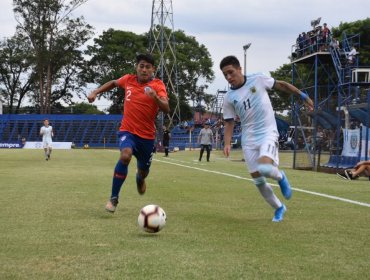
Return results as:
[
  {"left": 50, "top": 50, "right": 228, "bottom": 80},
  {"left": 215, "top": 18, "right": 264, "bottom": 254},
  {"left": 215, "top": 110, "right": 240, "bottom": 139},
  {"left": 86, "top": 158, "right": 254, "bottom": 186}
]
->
[
  {"left": 144, "top": 87, "right": 170, "bottom": 114},
  {"left": 273, "top": 80, "right": 314, "bottom": 111},
  {"left": 223, "top": 119, "right": 235, "bottom": 157},
  {"left": 40, "top": 127, "right": 43, "bottom": 136},
  {"left": 154, "top": 96, "right": 170, "bottom": 114},
  {"left": 87, "top": 80, "right": 118, "bottom": 103}
]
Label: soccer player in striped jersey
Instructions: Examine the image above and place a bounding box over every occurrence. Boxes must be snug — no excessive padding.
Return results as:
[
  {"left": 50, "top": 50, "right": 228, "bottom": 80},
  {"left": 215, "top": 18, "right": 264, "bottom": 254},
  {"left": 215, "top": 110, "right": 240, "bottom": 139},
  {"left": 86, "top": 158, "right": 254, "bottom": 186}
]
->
[
  {"left": 220, "top": 55, "right": 313, "bottom": 222},
  {"left": 87, "top": 54, "right": 170, "bottom": 213}
]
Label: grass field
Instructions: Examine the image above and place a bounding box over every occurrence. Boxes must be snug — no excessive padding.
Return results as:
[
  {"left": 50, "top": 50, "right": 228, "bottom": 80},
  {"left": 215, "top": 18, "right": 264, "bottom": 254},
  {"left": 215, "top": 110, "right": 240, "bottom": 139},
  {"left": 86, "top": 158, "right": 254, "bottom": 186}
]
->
[{"left": 0, "top": 148, "right": 369, "bottom": 280}]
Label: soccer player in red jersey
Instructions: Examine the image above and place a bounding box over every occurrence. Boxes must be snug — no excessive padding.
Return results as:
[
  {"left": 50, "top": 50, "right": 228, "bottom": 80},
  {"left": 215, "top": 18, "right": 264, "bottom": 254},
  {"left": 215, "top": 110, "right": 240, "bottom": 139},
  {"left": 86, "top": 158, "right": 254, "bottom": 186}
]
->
[{"left": 87, "top": 54, "right": 170, "bottom": 213}]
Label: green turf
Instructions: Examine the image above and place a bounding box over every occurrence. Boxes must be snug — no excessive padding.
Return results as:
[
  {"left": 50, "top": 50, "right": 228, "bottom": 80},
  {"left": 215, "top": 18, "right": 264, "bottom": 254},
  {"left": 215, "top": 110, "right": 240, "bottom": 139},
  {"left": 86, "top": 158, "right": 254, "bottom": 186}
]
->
[{"left": 0, "top": 149, "right": 369, "bottom": 279}]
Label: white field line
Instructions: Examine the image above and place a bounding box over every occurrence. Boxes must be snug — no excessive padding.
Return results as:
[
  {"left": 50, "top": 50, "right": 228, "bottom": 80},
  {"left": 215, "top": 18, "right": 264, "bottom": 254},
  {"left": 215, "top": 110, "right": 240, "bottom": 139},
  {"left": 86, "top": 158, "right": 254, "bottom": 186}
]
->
[{"left": 154, "top": 158, "right": 370, "bottom": 208}]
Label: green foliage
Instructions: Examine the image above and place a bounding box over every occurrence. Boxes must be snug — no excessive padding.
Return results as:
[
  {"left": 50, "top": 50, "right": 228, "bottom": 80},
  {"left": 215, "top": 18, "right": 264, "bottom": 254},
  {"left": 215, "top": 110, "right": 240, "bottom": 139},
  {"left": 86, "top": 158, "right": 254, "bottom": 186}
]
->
[
  {"left": 332, "top": 18, "right": 370, "bottom": 65},
  {"left": 0, "top": 33, "right": 35, "bottom": 113},
  {"left": 271, "top": 18, "right": 370, "bottom": 113},
  {"left": 171, "top": 29, "right": 215, "bottom": 121},
  {"left": 84, "top": 29, "right": 147, "bottom": 114},
  {"left": 85, "top": 28, "right": 214, "bottom": 121},
  {"left": 269, "top": 64, "right": 293, "bottom": 111},
  {"left": 12, "top": 0, "right": 94, "bottom": 113},
  {"left": 0, "top": 149, "right": 370, "bottom": 279},
  {"left": 69, "top": 102, "right": 105, "bottom": 114}
]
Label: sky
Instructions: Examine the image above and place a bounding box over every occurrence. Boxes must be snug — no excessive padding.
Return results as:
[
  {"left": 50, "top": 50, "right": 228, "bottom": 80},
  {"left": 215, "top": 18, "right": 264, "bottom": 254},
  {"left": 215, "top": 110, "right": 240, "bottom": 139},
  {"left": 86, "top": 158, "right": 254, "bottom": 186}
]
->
[{"left": 1, "top": 0, "right": 369, "bottom": 109}]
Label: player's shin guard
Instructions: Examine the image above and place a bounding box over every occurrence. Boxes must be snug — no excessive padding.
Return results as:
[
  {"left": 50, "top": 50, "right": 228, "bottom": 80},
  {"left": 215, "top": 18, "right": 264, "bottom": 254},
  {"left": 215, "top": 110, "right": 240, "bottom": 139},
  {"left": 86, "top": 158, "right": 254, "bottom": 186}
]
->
[
  {"left": 253, "top": 176, "right": 282, "bottom": 209},
  {"left": 257, "top": 164, "right": 283, "bottom": 181},
  {"left": 111, "top": 160, "right": 128, "bottom": 198}
]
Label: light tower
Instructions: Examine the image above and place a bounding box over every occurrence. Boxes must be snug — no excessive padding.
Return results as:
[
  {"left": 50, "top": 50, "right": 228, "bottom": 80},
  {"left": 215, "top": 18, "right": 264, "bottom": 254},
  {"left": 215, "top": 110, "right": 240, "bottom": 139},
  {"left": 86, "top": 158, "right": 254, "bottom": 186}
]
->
[
  {"left": 243, "top": 43, "right": 251, "bottom": 76},
  {"left": 149, "top": 0, "right": 181, "bottom": 128}
]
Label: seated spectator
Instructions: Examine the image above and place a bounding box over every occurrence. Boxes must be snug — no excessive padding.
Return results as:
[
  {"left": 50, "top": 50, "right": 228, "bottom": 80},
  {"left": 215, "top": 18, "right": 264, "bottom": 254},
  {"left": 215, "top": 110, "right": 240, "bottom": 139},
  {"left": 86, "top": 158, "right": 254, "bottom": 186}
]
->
[
  {"left": 337, "top": 160, "right": 370, "bottom": 180},
  {"left": 347, "top": 46, "right": 358, "bottom": 65},
  {"left": 329, "top": 37, "right": 339, "bottom": 49}
]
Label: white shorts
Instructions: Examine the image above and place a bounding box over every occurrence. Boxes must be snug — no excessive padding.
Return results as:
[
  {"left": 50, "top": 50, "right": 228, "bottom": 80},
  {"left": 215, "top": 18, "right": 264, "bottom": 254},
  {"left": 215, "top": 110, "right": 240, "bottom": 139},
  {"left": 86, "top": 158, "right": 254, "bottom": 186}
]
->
[
  {"left": 43, "top": 139, "right": 53, "bottom": 148},
  {"left": 242, "top": 139, "right": 279, "bottom": 173}
]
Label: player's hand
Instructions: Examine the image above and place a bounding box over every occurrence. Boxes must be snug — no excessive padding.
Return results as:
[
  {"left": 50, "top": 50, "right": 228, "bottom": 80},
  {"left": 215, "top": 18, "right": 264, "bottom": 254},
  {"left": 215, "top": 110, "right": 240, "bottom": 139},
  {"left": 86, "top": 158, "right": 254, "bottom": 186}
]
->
[
  {"left": 144, "top": 86, "right": 157, "bottom": 99},
  {"left": 223, "top": 144, "right": 231, "bottom": 158},
  {"left": 305, "top": 98, "right": 314, "bottom": 111},
  {"left": 87, "top": 91, "right": 97, "bottom": 103},
  {"left": 299, "top": 91, "right": 314, "bottom": 111}
]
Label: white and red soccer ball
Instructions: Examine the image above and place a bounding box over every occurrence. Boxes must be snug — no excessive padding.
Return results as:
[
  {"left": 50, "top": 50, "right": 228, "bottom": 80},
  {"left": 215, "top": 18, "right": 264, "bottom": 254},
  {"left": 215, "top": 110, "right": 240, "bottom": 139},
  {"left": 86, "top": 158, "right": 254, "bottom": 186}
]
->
[{"left": 138, "top": 204, "right": 167, "bottom": 233}]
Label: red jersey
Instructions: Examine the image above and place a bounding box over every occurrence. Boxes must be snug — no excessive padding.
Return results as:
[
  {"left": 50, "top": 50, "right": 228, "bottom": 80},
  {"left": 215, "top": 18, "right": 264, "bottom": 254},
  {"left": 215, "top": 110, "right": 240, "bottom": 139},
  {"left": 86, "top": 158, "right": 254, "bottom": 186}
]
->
[{"left": 116, "top": 74, "right": 168, "bottom": 139}]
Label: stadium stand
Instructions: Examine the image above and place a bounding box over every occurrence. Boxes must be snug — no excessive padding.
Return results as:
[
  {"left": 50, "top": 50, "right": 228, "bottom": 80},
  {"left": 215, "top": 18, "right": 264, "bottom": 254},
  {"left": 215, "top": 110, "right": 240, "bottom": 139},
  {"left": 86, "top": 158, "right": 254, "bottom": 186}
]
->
[
  {"left": 1, "top": 114, "right": 291, "bottom": 151},
  {"left": 0, "top": 114, "right": 121, "bottom": 148}
]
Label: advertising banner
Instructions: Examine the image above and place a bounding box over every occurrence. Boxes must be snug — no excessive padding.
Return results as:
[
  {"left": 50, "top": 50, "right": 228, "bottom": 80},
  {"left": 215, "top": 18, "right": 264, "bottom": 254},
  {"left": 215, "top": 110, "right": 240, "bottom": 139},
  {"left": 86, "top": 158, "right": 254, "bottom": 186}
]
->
[
  {"left": 23, "top": 142, "right": 72, "bottom": 149},
  {"left": 341, "top": 128, "right": 360, "bottom": 157},
  {"left": 0, "top": 142, "right": 23, "bottom": 149},
  {"left": 361, "top": 126, "right": 370, "bottom": 160}
]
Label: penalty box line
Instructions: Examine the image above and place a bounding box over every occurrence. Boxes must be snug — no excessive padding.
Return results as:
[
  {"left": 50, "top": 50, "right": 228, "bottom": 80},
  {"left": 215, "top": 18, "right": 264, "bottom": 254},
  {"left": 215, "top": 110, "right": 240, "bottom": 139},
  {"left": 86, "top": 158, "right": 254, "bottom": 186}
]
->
[{"left": 154, "top": 158, "right": 370, "bottom": 208}]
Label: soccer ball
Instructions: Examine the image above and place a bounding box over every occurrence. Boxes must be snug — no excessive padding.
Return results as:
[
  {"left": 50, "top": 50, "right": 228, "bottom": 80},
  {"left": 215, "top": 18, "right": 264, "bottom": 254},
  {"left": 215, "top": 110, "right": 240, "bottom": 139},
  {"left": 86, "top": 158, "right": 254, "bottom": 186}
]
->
[{"left": 138, "top": 204, "right": 167, "bottom": 233}]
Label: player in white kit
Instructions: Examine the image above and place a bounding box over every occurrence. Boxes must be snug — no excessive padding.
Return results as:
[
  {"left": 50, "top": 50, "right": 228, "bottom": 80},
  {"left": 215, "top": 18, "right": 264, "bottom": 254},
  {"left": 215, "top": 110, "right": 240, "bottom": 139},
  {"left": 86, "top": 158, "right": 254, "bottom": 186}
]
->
[
  {"left": 220, "top": 56, "right": 313, "bottom": 222},
  {"left": 40, "top": 119, "right": 54, "bottom": 161}
]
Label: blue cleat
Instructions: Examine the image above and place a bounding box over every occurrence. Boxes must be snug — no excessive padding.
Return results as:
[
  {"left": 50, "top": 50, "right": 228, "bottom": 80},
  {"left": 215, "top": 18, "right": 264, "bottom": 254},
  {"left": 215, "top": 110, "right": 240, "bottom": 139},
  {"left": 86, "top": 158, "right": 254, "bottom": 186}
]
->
[
  {"left": 272, "top": 204, "right": 286, "bottom": 222},
  {"left": 278, "top": 171, "right": 292, "bottom": 200}
]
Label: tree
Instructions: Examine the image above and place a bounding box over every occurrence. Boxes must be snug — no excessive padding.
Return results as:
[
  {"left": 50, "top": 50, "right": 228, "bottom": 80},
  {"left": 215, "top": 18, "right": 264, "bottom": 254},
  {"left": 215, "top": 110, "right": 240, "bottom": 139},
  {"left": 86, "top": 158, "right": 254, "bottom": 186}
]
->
[
  {"left": 332, "top": 18, "right": 370, "bottom": 66},
  {"left": 70, "top": 102, "right": 104, "bottom": 114},
  {"left": 13, "top": 0, "right": 93, "bottom": 113},
  {"left": 269, "top": 63, "right": 296, "bottom": 112},
  {"left": 269, "top": 18, "right": 370, "bottom": 118},
  {"left": 0, "top": 33, "right": 35, "bottom": 113},
  {"left": 154, "top": 28, "right": 214, "bottom": 121},
  {"left": 85, "top": 28, "right": 215, "bottom": 121},
  {"left": 84, "top": 29, "right": 147, "bottom": 114}
]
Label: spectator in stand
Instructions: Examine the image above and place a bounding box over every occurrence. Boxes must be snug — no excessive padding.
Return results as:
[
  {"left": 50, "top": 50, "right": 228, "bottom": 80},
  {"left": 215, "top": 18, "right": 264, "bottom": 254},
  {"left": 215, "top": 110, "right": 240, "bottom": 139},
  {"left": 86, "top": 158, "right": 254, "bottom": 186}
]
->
[
  {"left": 337, "top": 160, "right": 370, "bottom": 180},
  {"left": 347, "top": 46, "right": 358, "bottom": 65},
  {"left": 296, "top": 33, "right": 303, "bottom": 57},
  {"left": 329, "top": 37, "right": 340, "bottom": 50},
  {"left": 322, "top": 23, "right": 331, "bottom": 48},
  {"left": 302, "top": 32, "right": 310, "bottom": 56},
  {"left": 315, "top": 26, "right": 323, "bottom": 52},
  {"left": 298, "top": 33, "right": 304, "bottom": 57}
]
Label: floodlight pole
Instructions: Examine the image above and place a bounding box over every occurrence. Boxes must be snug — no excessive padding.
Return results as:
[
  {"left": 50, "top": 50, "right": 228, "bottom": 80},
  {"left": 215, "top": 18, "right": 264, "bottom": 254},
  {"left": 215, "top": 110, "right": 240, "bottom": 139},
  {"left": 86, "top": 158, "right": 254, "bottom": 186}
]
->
[{"left": 243, "top": 43, "right": 251, "bottom": 76}]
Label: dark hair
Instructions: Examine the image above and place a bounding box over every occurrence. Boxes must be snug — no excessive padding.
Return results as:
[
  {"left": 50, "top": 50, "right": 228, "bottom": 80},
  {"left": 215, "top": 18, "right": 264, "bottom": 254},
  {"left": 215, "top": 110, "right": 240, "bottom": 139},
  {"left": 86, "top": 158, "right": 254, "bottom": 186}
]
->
[
  {"left": 220, "top": 55, "right": 240, "bottom": 70},
  {"left": 136, "top": 53, "right": 155, "bottom": 65}
]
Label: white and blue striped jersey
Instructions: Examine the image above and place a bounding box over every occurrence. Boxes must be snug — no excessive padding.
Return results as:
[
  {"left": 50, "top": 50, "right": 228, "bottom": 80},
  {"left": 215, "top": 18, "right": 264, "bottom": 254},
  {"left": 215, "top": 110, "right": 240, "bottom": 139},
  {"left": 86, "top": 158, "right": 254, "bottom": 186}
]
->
[{"left": 223, "top": 73, "right": 279, "bottom": 148}]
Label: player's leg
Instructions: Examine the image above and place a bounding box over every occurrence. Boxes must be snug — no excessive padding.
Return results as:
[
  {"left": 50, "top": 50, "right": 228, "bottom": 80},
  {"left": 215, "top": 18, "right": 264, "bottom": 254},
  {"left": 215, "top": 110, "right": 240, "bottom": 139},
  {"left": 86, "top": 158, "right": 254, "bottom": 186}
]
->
[
  {"left": 252, "top": 174, "right": 282, "bottom": 209},
  {"left": 243, "top": 146, "right": 286, "bottom": 222},
  {"left": 206, "top": 145, "right": 211, "bottom": 162},
  {"left": 256, "top": 141, "right": 292, "bottom": 199},
  {"left": 164, "top": 144, "right": 169, "bottom": 157},
  {"left": 251, "top": 175, "right": 286, "bottom": 223},
  {"left": 47, "top": 142, "right": 52, "bottom": 159},
  {"left": 106, "top": 132, "right": 134, "bottom": 212},
  {"left": 135, "top": 136, "right": 155, "bottom": 195},
  {"left": 199, "top": 145, "right": 205, "bottom": 161},
  {"left": 43, "top": 142, "right": 49, "bottom": 160},
  {"left": 350, "top": 165, "right": 365, "bottom": 179}
]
